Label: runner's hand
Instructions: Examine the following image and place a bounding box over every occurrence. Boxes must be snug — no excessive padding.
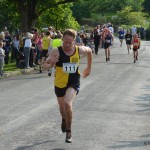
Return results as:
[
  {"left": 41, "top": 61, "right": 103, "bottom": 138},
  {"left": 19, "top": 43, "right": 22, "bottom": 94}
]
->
[{"left": 82, "top": 67, "right": 91, "bottom": 78}]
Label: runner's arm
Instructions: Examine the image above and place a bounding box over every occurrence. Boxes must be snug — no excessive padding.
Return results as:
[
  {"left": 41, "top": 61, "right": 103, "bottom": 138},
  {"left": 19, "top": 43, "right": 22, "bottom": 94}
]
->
[
  {"left": 42, "top": 48, "right": 59, "bottom": 70},
  {"left": 79, "top": 46, "right": 93, "bottom": 78}
]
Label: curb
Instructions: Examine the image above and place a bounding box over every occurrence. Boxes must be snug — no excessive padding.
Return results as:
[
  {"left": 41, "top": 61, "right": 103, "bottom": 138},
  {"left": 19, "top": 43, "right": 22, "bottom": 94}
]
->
[{"left": 1, "top": 67, "right": 38, "bottom": 78}]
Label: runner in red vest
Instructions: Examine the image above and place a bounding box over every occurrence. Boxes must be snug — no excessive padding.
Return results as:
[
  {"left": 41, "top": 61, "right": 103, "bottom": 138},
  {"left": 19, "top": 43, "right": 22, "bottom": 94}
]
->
[{"left": 132, "top": 34, "right": 139, "bottom": 63}]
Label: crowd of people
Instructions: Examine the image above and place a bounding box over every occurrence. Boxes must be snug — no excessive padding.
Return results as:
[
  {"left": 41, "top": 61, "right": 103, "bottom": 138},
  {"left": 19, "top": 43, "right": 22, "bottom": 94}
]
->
[
  {"left": 0, "top": 24, "right": 143, "bottom": 77},
  {"left": 0, "top": 27, "right": 64, "bottom": 76},
  {"left": 75, "top": 23, "right": 141, "bottom": 63}
]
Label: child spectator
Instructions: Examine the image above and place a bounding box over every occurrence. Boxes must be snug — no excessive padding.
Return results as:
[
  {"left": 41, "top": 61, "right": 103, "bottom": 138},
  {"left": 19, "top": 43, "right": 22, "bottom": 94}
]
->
[{"left": 0, "top": 42, "right": 5, "bottom": 76}]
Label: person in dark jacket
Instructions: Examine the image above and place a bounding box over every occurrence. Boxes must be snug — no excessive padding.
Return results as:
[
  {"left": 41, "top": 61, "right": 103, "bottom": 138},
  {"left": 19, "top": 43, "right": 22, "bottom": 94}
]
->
[{"left": 94, "top": 31, "right": 101, "bottom": 55}]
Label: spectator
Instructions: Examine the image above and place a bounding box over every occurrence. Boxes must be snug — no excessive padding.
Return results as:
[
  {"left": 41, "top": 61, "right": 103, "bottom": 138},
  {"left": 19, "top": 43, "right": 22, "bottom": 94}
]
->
[
  {"left": 32, "top": 28, "right": 39, "bottom": 65},
  {"left": 11, "top": 34, "right": 19, "bottom": 65},
  {"left": 0, "top": 42, "right": 5, "bottom": 76},
  {"left": 36, "top": 33, "right": 44, "bottom": 65},
  {"left": 94, "top": 31, "right": 101, "bottom": 55},
  {"left": 140, "top": 26, "right": 145, "bottom": 39},
  {"left": 24, "top": 32, "right": 33, "bottom": 69},
  {"left": 131, "top": 26, "right": 137, "bottom": 36},
  {"left": 82, "top": 33, "right": 88, "bottom": 46},
  {"left": 0, "top": 32, "right": 5, "bottom": 42},
  {"left": 75, "top": 32, "right": 82, "bottom": 45},
  {"left": 19, "top": 33, "right": 26, "bottom": 52},
  {"left": 3, "top": 31, "right": 12, "bottom": 64}
]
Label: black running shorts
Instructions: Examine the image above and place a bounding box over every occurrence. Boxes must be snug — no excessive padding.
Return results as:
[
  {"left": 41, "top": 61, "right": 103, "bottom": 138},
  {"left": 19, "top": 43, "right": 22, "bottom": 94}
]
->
[{"left": 55, "top": 84, "right": 80, "bottom": 97}]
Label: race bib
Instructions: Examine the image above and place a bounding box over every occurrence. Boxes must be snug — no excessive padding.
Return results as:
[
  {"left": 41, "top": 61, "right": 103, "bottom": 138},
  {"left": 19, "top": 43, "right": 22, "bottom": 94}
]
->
[
  {"left": 121, "top": 34, "right": 124, "bottom": 37},
  {"left": 134, "top": 43, "right": 138, "bottom": 46},
  {"left": 127, "top": 38, "right": 130, "bottom": 40},
  {"left": 63, "top": 63, "right": 78, "bottom": 73},
  {"left": 106, "top": 40, "right": 110, "bottom": 43}
]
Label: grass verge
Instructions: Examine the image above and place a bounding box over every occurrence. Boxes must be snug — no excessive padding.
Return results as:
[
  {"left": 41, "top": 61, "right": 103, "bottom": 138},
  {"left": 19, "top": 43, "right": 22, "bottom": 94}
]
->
[{"left": 4, "top": 62, "right": 19, "bottom": 72}]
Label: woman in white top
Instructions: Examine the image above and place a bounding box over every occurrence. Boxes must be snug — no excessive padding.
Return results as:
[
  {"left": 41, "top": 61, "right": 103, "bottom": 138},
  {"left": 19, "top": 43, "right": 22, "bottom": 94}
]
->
[{"left": 24, "top": 32, "right": 33, "bottom": 69}]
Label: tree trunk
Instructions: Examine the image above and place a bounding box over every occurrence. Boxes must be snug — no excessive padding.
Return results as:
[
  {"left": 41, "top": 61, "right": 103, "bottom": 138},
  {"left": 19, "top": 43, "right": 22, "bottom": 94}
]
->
[
  {"left": 27, "top": 0, "right": 38, "bottom": 31},
  {"left": 16, "top": 0, "right": 38, "bottom": 32},
  {"left": 19, "top": 6, "right": 28, "bottom": 32}
]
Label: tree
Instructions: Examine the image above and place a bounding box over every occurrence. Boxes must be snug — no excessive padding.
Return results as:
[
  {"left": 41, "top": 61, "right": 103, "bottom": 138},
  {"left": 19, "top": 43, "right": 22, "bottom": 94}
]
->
[
  {"left": 71, "top": 0, "right": 91, "bottom": 22},
  {"left": 4, "top": 0, "right": 79, "bottom": 32},
  {"left": 143, "top": 0, "right": 150, "bottom": 14},
  {"left": 38, "top": 4, "right": 79, "bottom": 30},
  {"left": 0, "top": 0, "right": 19, "bottom": 32},
  {"left": 124, "top": 0, "right": 144, "bottom": 12},
  {"left": 117, "top": 6, "right": 148, "bottom": 28}
]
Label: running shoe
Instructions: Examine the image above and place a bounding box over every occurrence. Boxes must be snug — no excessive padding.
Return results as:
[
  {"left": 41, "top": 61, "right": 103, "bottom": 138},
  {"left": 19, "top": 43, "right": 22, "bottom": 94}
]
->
[
  {"left": 48, "top": 72, "right": 51, "bottom": 76},
  {"left": 61, "top": 119, "right": 66, "bottom": 133},
  {"left": 65, "top": 130, "right": 72, "bottom": 143}
]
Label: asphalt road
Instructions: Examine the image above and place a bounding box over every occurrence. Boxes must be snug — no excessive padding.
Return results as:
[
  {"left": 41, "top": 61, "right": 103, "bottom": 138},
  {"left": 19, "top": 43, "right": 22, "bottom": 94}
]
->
[{"left": 0, "top": 38, "right": 150, "bottom": 150}]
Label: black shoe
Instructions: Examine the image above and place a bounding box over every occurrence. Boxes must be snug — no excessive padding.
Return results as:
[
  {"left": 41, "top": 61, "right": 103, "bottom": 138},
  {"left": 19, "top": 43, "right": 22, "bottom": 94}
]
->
[
  {"left": 39, "top": 70, "right": 42, "bottom": 73},
  {"left": 106, "top": 58, "right": 108, "bottom": 62},
  {"left": 0, "top": 73, "right": 4, "bottom": 76},
  {"left": 65, "top": 130, "right": 72, "bottom": 143},
  {"left": 48, "top": 73, "right": 51, "bottom": 76},
  {"left": 134, "top": 60, "right": 136, "bottom": 63},
  {"left": 61, "top": 119, "right": 66, "bottom": 133},
  {"left": 108, "top": 57, "right": 110, "bottom": 61}
]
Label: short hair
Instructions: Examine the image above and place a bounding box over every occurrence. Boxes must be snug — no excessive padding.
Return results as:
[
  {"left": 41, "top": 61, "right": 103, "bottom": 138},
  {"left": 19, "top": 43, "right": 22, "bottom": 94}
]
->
[
  {"left": 48, "top": 26, "right": 53, "bottom": 30},
  {"left": 56, "top": 33, "right": 62, "bottom": 39},
  {"left": 45, "top": 31, "right": 50, "bottom": 36},
  {"left": 63, "top": 29, "right": 76, "bottom": 39},
  {"left": 26, "top": 32, "right": 33, "bottom": 39},
  {"left": 0, "top": 32, "right": 5, "bottom": 40},
  {"left": 0, "top": 41, "right": 3, "bottom": 47}
]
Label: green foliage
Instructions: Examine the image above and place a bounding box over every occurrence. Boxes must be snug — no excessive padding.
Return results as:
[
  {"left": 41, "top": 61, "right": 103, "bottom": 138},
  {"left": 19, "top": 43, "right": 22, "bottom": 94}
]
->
[
  {"left": 71, "top": 1, "right": 91, "bottom": 22},
  {"left": 4, "top": 62, "right": 17, "bottom": 72},
  {"left": 37, "top": 4, "right": 79, "bottom": 31},
  {"left": 0, "top": 0, "right": 149, "bottom": 33},
  {"left": 124, "top": 0, "right": 144, "bottom": 11},
  {"left": 143, "top": 0, "right": 150, "bottom": 14},
  {"left": 0, "top": 0, "right": 19, "bottom": 32},
  {"left": 76, "top": 0, "right": 126, "bottom": 13},
  {"left": 117, "top": 6, "right": 148, "bottom": 28},
  {"left": 0, "top": 0, "right": 79, "bottom": 32}
]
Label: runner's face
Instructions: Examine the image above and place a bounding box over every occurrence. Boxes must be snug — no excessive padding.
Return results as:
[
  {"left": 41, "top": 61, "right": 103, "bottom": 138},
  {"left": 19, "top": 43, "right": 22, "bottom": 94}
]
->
[{"left": 62, "top": 35, "right": 75, "bottom": 51}]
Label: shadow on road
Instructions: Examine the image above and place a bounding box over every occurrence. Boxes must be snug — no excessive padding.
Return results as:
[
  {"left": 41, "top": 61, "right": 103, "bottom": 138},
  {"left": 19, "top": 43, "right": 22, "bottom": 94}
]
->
[
  {"left": 107, "top": 80, "right": 150, "bottom": 149},
  {"left": 135, "top": 81, "right": 150, "bottom": 112},
  {"left": 107, "top": 140, "right": 149, "bottom": 149},
  {"left": 14, "top": 140, "right": 56, "bottom": 150}
]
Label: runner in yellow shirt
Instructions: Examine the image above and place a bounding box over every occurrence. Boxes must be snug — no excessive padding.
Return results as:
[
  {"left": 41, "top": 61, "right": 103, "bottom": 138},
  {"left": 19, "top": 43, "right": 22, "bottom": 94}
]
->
[{"left": 39, "top": 31, "right": 51, "bottom": 73}]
